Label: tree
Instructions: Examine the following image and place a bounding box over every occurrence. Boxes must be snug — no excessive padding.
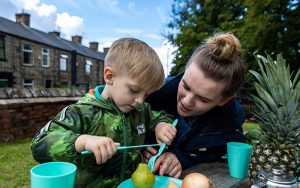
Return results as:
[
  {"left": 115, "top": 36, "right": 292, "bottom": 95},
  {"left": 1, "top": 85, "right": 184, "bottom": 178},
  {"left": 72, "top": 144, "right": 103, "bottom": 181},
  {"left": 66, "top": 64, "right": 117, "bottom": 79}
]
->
[
  {"left": 167, "top": 0, "right": 245, "bottom": 75},
  {"left": 167, "top": 0, "right": 300, "bottom": 89},
  {"left": 241, "top": 0, "right": 300, "bottom": 72}
]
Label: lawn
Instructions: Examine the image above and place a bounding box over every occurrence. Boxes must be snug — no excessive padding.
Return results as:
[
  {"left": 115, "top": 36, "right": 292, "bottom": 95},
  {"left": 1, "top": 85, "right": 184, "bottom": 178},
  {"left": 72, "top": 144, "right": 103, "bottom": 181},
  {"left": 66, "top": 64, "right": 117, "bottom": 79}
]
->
[
  {"left": 0, "top": 122, "right": 259, "bottom": 187},
  {"left": 0, "top": 138, "right": 37, "bottom": 188},
  {"left": 242, "top": 122, "right": 260, "bottom": 131}
]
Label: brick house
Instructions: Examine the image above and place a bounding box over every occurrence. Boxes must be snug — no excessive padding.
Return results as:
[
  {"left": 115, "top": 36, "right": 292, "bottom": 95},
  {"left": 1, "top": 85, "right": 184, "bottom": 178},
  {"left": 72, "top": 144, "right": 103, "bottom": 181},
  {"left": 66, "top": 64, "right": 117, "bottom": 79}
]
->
[{"left": 0, "top": 13, "right": 106, "bottom": 89}]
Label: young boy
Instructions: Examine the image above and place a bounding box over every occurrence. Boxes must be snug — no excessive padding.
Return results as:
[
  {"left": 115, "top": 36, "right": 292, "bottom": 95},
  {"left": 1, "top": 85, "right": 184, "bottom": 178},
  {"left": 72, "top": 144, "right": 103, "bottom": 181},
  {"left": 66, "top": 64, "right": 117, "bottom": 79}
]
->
[{"left": 31, "top": 38, "right": 177, "bottom": 188}]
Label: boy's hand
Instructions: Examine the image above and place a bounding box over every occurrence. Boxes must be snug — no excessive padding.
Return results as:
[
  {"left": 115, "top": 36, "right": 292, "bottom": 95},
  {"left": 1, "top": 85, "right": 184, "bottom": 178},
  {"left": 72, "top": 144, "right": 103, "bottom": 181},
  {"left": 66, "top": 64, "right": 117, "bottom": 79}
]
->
[
  {"left": 142, "top": 146, "right": 157, "bottom": 163},
  {"left": 75, "top": 135, "right": 120, "bottom": 164},
  {"left": 155, "top": 122, "right": 177, "bottom": 145}
]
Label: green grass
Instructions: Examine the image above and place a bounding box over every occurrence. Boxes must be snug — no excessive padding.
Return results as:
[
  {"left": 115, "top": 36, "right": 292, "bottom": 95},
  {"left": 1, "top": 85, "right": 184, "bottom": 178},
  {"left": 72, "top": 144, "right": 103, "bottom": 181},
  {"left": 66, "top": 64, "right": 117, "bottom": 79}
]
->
[
  {"left": 0, "top": 138, "right": 37, "bottom": 188},
  {"left": 242, "top": 122, "right": 260, "bottom": 131}
]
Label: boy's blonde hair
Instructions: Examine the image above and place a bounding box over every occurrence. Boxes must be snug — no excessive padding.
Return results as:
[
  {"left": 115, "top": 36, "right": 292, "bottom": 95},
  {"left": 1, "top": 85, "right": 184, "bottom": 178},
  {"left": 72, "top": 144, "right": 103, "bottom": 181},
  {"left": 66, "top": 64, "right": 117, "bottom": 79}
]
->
[{"left": 105, "top": 38, "right": 165, "bottom": 93}]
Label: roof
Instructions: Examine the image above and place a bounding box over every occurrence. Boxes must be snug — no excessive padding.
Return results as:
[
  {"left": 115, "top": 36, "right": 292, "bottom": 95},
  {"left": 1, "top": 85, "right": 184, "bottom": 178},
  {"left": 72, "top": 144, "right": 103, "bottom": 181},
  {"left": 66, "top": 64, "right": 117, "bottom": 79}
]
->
[{"left": 0, "top": 16, "right": 105, "bottom": 61}]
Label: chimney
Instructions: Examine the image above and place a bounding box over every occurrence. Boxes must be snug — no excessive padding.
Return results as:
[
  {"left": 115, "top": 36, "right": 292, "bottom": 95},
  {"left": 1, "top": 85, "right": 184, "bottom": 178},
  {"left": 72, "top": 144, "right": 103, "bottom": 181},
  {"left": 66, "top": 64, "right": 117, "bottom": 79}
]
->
[
  {"left": 103, "top": 47, "right": 110, "bottom": 54},
  {"left": 48, "top": 31, "right": 60, "bottom": 37},
  {"left": 89, "top": 42, "right": 99, "bottom": 51},
  {"left": 71, "top": 35, "right": 82, "bottom": 44},
  {"left": 16, "top": 12, "right": 30, "bottom": 27}
]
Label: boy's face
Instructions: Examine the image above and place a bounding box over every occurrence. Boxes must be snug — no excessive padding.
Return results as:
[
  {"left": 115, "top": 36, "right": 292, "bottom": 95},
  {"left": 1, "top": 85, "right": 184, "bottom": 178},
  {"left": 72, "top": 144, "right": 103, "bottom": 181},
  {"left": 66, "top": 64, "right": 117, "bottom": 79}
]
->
[
  {"left": 177, "top": 62, "right": 231, "bottom": 117},
  {"left": 104, "top": 72, "right": 148, "bottom": 113}
]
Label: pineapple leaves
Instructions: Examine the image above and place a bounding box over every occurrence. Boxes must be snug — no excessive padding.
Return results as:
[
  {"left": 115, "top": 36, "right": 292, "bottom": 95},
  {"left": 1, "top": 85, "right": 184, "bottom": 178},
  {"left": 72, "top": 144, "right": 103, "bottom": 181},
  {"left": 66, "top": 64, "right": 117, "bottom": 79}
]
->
[
  {"left": 249, "top": 54, "right": 300, "bottom": 146},
  {"left": 291, "top": 68, "right": 300, "bottom": 89},
  {"left": 276, "top": 55, "right": 290, "bottom": 91},
  {"left": 249, "top": 70, "right": 267, "bottom": 89},
  {"left": 254, "top": 83, "right": 277, "bottom": 113},
  {"left": 286, "top": 93, "right": 299, "bottom": 121}
]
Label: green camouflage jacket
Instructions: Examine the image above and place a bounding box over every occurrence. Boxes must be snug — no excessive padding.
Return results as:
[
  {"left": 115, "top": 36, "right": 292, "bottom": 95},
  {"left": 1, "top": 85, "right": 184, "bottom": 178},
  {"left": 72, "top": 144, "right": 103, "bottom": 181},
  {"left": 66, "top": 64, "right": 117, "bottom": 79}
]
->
[{"left": 31, "top": 86, "right": 172, "bottom": 188}]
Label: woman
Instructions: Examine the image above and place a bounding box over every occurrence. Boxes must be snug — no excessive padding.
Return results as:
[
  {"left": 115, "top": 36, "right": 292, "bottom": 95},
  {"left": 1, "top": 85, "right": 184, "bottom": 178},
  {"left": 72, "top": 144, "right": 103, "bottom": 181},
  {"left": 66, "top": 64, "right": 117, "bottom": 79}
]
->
[{"left": 144, "top": 32, "right": 246, "bottom": 178}]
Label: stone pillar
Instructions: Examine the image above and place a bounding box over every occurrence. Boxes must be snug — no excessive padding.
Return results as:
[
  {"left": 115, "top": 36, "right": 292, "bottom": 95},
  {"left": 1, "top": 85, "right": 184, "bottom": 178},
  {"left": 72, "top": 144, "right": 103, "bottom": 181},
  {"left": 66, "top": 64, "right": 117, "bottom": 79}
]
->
[
  {"left": 48, "top": 31, "right": 60, "bottom": 37},
  {"left": 71, "top": 35, "right": 82, "bottom": 44},
  {"left": 89, "top": 42, "right": 99, "bottom": 51},
  {"left": 103, "top": 47, "right": 110, "bottom": 54},
  {"left": 16, "top": 12, "right": 30, "bottom": 27}
]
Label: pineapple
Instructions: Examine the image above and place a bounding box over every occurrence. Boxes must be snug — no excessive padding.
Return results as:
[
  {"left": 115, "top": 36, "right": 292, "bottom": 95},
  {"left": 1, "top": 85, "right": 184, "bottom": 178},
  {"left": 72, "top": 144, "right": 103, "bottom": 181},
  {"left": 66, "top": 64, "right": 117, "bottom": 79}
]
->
[{"left": 248, "top": 54, "right": 300, "bottom": 182}]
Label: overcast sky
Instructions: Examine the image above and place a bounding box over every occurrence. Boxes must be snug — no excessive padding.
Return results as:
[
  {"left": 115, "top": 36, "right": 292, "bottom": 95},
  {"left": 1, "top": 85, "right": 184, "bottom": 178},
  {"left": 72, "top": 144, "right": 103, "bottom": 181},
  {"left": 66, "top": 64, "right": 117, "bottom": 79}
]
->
[{"left": 0, "top": 0, "right": 176, "bottom": 76}]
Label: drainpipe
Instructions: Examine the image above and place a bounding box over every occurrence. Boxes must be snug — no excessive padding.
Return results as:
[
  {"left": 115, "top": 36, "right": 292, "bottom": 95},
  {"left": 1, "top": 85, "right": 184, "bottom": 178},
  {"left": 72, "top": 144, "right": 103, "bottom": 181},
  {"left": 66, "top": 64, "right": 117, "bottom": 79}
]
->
[{"left": 71, "top": 50, "right": 77, "bottom": 86}]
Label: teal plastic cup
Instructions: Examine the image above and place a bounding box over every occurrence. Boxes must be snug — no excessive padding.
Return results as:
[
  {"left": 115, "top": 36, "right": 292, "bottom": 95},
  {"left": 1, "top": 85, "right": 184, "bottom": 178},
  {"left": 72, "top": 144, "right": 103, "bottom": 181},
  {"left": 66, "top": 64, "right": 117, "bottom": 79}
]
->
[
  {"left": 31, "top": 162, "right": 77, "bottom": 188},
  {"left": 227, "top": 142, "right": 252, "bottom": 179}
]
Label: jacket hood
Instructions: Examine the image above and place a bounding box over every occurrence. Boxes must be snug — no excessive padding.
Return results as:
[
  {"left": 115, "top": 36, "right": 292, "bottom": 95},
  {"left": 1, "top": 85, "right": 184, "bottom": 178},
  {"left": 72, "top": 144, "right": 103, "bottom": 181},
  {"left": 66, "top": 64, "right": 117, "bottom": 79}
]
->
[{"left": 76, "top": 86, "right": 114, "bottom": 111}]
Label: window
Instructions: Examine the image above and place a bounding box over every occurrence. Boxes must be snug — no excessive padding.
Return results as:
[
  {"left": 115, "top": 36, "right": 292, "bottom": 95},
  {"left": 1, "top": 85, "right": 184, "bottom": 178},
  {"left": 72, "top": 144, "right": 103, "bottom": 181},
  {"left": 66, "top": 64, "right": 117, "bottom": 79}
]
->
[
  {"left": 60, "top": 81, "right": 68, "bottom": 87},
  {"left": 60, "top": 54, "right": 68, "bottom": 71},
  {"left": 23, "top": 44, "right": 33, "bottom": 65},
  {"left": 0, "top": 79, "right": 8, "bottom": 88},
  {"left": 45, "top": 80, "right": 52, "bottom": 88},
  {"left": 23, "top": 79, "right": 34, "bottom": 88},
  {"left": 0, "top": 36, "right": 5, "bottom": 60},
  {"left": 0, "top": 72, "right": 13, "bottom": 87},
  {"left": 85, "top": 60, "right": 92, "bottom": 75},
  {"left": 41, "top": 48, "right": 50, "bottom": 67}
]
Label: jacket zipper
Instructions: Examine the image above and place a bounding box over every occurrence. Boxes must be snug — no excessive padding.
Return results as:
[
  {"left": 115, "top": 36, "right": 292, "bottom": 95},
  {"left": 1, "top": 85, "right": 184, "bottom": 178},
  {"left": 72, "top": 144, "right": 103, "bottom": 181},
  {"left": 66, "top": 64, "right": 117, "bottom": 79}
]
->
[
  {"left": 94, "top": 91, "right": 129, "bottom": 181},
  {"left": 195, "top": 129, "right": 243, "bottom": 137},
  {"left": 120, "top": 114, "right": 128, "bottom": 182}
]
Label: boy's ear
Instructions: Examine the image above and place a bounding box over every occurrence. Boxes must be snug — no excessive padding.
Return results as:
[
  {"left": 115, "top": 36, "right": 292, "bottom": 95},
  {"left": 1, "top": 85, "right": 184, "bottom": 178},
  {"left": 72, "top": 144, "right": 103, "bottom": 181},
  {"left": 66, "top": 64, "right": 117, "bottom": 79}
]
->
[
  {"left": 103, "top": 67, "right": 114, "bottom": 85},
  {"left": 217, "top": 96, "right": 233, "bottom": 106}
]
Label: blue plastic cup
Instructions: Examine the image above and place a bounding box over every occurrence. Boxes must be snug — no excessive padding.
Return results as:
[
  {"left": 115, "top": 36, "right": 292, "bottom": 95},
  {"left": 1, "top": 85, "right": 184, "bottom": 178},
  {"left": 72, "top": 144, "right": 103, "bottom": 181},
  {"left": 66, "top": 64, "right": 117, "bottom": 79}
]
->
[
  {"left": 31, "top": 162, "right": 77, "bottom": 188},
  {"left": 227, "top": 142, "right": 253, "bottom": 179}
]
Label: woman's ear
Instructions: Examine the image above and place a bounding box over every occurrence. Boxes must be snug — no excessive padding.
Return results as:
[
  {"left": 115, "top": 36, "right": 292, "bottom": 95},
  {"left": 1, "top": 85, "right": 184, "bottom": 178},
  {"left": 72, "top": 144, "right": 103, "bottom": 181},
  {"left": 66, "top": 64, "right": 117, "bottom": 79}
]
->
[
  {"left": 103, "top": 67, "right": 114, "bottom": 85},
  {"left": 217, "top": 96, "right": 233, "bottom": 106}
]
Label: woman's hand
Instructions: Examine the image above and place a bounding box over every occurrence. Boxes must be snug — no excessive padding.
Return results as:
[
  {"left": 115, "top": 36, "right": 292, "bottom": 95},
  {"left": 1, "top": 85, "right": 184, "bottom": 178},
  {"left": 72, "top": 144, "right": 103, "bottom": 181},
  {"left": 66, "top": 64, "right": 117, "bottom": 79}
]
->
[
  {"left": 152, "top": 152, "right": 182, "bottom": 178},
  {"left": 142, "top": 147, "right": 182, "bottom": 178}
]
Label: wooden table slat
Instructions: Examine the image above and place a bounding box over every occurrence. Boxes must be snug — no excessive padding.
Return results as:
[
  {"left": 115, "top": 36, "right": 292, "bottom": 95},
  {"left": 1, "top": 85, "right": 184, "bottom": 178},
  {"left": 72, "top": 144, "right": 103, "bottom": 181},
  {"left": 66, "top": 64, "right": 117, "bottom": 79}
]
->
[{"left": 181, "top": 161, "right": 252, "bottom": 188}]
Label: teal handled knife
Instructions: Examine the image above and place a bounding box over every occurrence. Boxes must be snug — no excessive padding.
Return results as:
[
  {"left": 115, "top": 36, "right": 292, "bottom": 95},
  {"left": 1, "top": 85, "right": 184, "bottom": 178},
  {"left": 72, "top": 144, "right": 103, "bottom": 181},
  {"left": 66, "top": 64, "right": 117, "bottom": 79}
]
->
[{"left": 81, "top": 143, "right": 160, "bottom": 155}]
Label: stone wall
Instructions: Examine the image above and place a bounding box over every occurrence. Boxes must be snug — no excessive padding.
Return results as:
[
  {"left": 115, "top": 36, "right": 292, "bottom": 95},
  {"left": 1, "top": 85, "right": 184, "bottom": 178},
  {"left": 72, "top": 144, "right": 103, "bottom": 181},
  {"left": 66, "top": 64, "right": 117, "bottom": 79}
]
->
[
  {"left": 0, "top": 87, "right": 86, "bottom": 99},
  {"left": 0, "top": 88, "right": 85, "bottom": 142}
]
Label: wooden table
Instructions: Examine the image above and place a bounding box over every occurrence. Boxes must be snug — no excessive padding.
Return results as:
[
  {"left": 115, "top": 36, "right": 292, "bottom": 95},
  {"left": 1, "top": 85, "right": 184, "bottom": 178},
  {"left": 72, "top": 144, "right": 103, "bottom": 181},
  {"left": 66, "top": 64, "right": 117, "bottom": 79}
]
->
[{"left": 181, "top": 161, "right": 252, "bottom": 188}]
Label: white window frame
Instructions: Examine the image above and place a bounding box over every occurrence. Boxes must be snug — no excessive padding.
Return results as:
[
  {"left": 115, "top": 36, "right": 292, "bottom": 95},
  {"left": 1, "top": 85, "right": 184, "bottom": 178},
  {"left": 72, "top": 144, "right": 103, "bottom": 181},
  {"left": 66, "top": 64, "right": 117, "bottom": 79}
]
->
[
  {"left": 60, "top": 54, "right": 68, "bottom": 71},
  {"left": 41, "top": 48, "right": 50, "bottom": 67},
  {"left": 23, "top": 79, "right": 34, "bottom": 88},
  {"left": 23, "top": 44, "right": 33, "bottom": 65},
  {"left": 85, "top": 60, "right": 93, "bottom": 75}
]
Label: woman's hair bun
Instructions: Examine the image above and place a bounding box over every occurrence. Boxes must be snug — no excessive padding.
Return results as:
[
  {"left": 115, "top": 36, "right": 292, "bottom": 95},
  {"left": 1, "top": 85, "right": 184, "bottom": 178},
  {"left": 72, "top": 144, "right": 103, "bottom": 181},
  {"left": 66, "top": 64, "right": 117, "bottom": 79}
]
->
[{"left": 206, "top": 33, "right": 241, "bottom": 61}]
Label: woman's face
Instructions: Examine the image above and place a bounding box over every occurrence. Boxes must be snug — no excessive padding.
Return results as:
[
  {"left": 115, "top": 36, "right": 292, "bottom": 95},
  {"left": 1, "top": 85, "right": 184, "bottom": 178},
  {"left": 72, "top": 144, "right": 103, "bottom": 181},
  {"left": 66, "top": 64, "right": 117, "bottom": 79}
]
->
[{"left": 177, "top": 63, "right": 231, "bottom": 117}]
